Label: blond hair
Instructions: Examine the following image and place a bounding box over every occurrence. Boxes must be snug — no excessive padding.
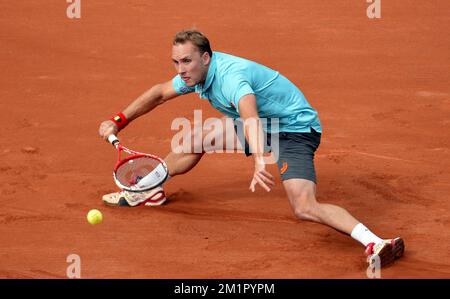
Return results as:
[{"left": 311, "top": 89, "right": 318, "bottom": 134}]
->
[{"left": 173, "top": 30, "right": 212, "bottom": 57}]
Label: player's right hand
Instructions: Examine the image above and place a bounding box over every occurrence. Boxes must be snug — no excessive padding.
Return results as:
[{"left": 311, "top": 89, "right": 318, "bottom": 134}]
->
[{"left": 99, "top": 120, "right": 118, "bottom": 141}]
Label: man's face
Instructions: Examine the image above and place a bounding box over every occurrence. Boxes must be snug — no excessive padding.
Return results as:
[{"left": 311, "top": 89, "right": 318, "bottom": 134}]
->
[{"left": 172, "top": 42, "right": 210, "bottom": 87}]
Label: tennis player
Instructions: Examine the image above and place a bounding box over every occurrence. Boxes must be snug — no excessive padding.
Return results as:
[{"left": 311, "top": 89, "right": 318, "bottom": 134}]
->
[{"left": 98, "top": 30, "right": 404, "bottom": 267}]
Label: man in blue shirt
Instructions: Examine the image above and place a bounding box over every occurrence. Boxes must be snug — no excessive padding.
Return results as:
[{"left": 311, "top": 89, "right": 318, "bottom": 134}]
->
[{"left": 99, "top": 30, "right": 404, "bottom": 267}]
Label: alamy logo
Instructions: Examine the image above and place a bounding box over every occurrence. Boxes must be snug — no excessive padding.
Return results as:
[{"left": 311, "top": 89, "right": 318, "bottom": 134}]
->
[
  {"left": 170, "top": 110, "right": 280, "bottom": 164},
  {"left": 66, "top": 0, "right": 81, "bottom": 19},
  {"left": 366, "top": 255, "right": 381, "bottom": 278},
  {"left": 66, "top": 254, "right": 81, "bottom": 278},
  {"left": 366, "top": 0, "right": 381, "bottom": 19}
]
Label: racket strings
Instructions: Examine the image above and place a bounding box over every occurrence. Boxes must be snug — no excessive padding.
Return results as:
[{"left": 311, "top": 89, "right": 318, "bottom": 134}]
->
[{"left": 115, "top": 156, "right": 162, "bottom": 188}]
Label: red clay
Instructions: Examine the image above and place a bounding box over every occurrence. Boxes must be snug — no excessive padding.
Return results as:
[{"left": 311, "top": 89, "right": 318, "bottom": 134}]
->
[{"left": 0, "top": 1, "right": 449, "bottom": 278}]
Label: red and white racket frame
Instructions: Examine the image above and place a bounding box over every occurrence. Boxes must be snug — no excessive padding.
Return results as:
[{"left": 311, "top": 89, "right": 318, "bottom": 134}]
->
[{"left": 108, "top": 134, "right": 169, "bottom": 192}]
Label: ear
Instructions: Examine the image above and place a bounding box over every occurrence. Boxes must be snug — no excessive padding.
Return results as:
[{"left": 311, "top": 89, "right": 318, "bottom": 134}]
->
[{"left": 201, "top": 51, "right": 211, "bottom": 66}]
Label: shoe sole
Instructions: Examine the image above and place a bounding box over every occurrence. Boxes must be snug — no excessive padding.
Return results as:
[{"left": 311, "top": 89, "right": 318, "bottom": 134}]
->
[
  {"left": 369, "top": 238, "right": 405, "bottom": 268},
  {"left": 143, "top": 198, "right": 167, "bottom": 206},
  {"left": 102, "top": 197, "right": 131, "bottom": 207},
  {"left": 376, "top": 243, "right": 395, "bottom": 267},
  {"left": 392, "top": 237, "right": 405, "bottom": 260},
  {"left": 102, "top": 193, "right": 166, "bottom": 207},
  {"left": 103, "top": 198, "right": 167, "bottom": 207},
  {"left": 141, "top": 190, "right": 166, "bottom": 206}
]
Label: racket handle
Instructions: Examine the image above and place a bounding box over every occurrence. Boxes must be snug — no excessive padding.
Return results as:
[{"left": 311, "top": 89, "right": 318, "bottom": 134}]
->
[{"left": 108, "top": 134, "right": 119, "bottom": 147}]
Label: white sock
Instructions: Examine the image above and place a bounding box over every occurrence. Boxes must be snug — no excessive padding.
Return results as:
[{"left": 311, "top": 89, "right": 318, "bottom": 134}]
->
[{"left": 350, "top": 223, "right": 383, "bottom": 247}]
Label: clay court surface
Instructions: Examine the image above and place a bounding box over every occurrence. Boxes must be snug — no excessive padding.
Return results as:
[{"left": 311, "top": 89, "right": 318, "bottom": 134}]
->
[{"left": 1, "top": 1, "right": 449, "bottom": 278}]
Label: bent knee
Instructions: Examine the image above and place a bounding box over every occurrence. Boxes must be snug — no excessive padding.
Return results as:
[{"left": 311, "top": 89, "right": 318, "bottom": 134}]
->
[
  {"left": 294, "top": 205, "right": 317, "bottom": 221},
  {"left": 292, "top": 194, "right": 319, "bottom": 221}
]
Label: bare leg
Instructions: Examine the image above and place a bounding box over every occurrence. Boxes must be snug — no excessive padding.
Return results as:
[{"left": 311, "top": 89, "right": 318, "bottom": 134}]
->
[
  {"left": 283, "top": 178, "right": 359, "bottom": 234},
  {"left": 282, "top": 180, "right": 404, "bottom": 266},
  {"left": 164, "top": 117, "right": 235, "bottom": 177},
  {"left": 164, "top": 152, "right": 204, "bottom": 176}
]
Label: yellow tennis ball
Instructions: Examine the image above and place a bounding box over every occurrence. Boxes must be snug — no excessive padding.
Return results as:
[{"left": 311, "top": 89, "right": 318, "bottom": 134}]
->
[{"left": 87, "top": 209, "right": 103, "bottom": 225}]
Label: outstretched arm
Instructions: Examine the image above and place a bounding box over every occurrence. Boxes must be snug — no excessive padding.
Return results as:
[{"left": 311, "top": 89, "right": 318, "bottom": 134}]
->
[
  {"left": 238, "top": 94, "right": 275, "bottom": 192},
  {"left": 99, "top": 79, "right": 179, "bottom": 140}
]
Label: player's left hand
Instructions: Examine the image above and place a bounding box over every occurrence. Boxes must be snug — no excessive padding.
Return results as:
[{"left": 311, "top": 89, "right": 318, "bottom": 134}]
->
[{"left": 249, "top": 163, "right": 275, "bottom": 192}]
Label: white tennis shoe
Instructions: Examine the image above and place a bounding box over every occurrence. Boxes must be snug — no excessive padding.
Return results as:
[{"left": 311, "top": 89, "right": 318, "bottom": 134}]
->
[
  {"left": 102, "top": 186, "right": 167, "bottom": 207},
  {"left": 365, "top": 237, "right": 405, "bottom": 267}
]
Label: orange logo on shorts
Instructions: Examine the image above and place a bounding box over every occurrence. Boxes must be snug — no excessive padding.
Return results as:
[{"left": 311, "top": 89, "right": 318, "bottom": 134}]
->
[{"left": 280, "top": 162, "right": 288, "bottom": 174}]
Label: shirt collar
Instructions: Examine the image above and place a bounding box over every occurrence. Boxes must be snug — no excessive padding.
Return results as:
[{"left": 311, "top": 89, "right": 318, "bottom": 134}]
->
[{"left": 195, "top": 52, "right": 216, "bottom": 96}]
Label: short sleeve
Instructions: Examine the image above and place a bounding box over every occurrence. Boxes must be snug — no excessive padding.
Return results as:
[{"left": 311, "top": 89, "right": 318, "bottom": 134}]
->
[
  {"left": 221, "top": 75, "right": 255, "bottom": 113},
  {"left": 172, "top": 75, "right": 195, "bottom": 95}
]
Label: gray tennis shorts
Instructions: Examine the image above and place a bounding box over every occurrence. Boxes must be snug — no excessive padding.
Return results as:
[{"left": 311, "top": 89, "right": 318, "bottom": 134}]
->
[{"left": 235, "top": 127, "right": 321, "bottom": 184}]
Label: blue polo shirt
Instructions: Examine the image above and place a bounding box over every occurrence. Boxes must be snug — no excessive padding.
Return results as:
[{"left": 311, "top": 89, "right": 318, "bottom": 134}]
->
[{"left": 172, "top": 51, "right": 322, "bottom": 133}]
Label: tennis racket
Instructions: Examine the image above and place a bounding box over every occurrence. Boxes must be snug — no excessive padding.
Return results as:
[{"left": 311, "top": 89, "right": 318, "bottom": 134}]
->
[{"left": 107, "top": 134, "right": 169, "bottom": 192}]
